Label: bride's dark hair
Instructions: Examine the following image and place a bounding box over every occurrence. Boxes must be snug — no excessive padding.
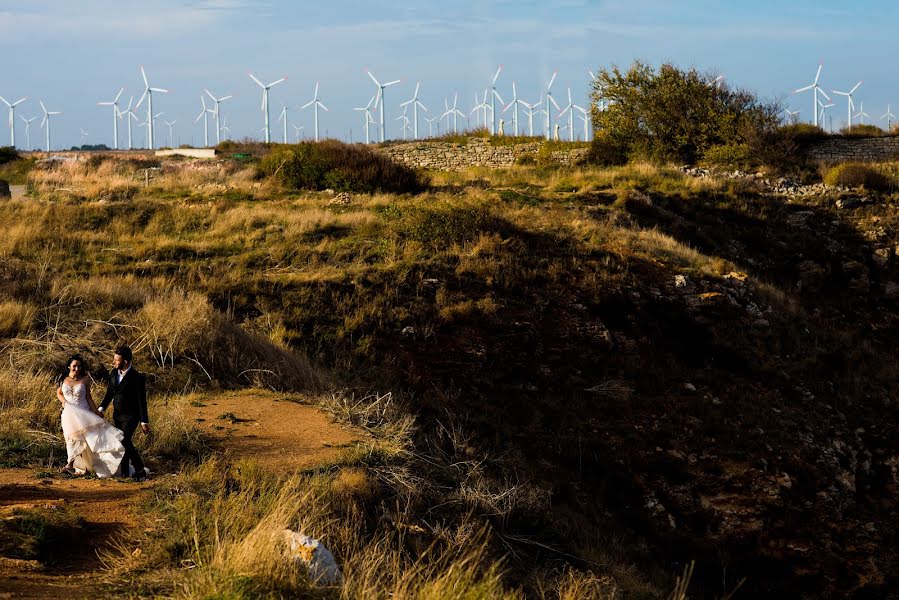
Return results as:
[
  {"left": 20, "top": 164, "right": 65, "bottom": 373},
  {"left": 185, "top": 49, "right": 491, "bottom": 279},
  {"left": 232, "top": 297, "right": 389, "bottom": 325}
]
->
[{"left": 66, "top": 354, "right": 89, "bottom": 379}]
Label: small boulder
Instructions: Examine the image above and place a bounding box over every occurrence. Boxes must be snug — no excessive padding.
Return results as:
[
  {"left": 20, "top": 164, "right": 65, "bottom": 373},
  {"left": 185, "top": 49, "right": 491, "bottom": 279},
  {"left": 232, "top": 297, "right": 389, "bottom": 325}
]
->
[
  {"left": 0, "top": 180, "right": 9, "bottom": 199},
  {"left": 280, "top": 530, "right": 343, "bottom": 586}
]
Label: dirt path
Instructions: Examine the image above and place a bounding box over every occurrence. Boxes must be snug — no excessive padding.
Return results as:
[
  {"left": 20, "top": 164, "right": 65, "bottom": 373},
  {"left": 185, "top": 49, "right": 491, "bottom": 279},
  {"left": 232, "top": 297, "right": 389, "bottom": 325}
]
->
[
  {"left": 9, "top": 185, "right": 26, "bottom": 200},
  {"left": 0, "top": 390, "right": 360, "bottom": 598}
]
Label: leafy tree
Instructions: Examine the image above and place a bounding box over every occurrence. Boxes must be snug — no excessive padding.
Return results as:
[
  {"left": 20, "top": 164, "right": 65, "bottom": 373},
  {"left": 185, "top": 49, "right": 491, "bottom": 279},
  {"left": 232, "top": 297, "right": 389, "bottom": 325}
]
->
[{"left": 589, "top": 61, "right": 781, "bottom": 165}]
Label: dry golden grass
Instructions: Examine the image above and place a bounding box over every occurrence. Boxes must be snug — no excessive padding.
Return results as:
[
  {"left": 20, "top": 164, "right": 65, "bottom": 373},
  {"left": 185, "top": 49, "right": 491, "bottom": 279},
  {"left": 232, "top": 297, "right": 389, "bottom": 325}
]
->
[{"left": 0, "top": 300, "right": 37, "bottom": 338}]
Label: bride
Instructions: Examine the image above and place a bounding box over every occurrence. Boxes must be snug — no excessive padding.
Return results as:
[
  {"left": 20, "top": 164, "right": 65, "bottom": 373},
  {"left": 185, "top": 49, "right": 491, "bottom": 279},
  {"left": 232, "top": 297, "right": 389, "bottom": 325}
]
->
[{"left": 57, "top": 354, "right": 125, "bottom": 478}]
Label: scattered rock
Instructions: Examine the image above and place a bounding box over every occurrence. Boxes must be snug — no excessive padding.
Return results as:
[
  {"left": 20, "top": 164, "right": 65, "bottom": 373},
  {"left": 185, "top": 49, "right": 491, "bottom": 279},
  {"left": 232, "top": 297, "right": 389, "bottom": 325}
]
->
[
  {"left": 674, "top": 274, "right": 688, "bottom": 288},
  {"left": 280, "top": 530, "right": 344, "bottom": 586},
  {"left": 329, "top": 192, "right": 353, "bottom": 205}
]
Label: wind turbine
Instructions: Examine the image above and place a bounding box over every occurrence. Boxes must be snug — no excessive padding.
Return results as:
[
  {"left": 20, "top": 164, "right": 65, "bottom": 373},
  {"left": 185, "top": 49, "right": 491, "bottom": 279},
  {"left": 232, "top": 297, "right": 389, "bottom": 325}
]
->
[
  {"left": 395, "top": 107, "right": 411, "bottom": 140},
  {"left": 248, "top": 72, "right": 287, "bottom": 143},
  {"left": 353, "top": 96, "right": 376, "bottom": 144},
  {"left": 19, "top": 115, "right": 36, "bottom": 150},
  {"left": 163, "top": 119, "right": 176, "bottom": 147},
  {"left": 300, "top": 81, "right": 328, "bottom": 142},
  {"left": 424, "top": 115, "right": 440, "bottom": 137},
  {"left": 0, "top": 95, "right": 27, "bottom": 148},
  {"left": 400, "top": 82, "right": 428, "bottom": 140},
  {"left": 832, "top": 81, "right": 862, "bottom": 132},
  {"left": 291, "top": 123, "right": 304, "bottom": 142},
  {"left": 523, "top": 97, "right": 541, "bottom": 137},
  {"left": 367, "top": 70, "right": 401, "bottom": 142},
  {"left": 39, "top": 101, "right": 61, "bottom": 152},
  {"left": 575, "top": 105, "right": 590, "bottom": 141},
  {"left": 557, "top": 88, "right": 582, "bottom": 142},
  {"left": 278, "top": 104, "right": 289, "bottom": 143},
  {"left": 793, "top": 62, "right": 829, "bottom": 127},
  {"left": 544, "top": 72, "right": 561, "bottom": 141},
  {"left": 503, "top": 82, "right": 529, "bottom": 136},
  {"left": 221, "top": 116, "right": 231, "bottom": 140},
  {"left": 854, "top": 102, "right": 870, "bottom": 125},
  {"left": 121, "top": 96, "right": 140, "bottom": 149},
  {"left": 488, "top": 66, "right": 504, "bottom": 135},
  {"left": 135, "top": 66, "right": 168, "bottom": 150},
  {"left": 194, "top": 96, "right": 213, "bottom": 147},
  {"left": 97, "top": 87, "right": 124, "bottom": 149},
  {"left": 818, "top": 99, "right": 835, "bottom": 132},
  {"left": 881, "top": 104, "right": 895, "bottom": 132},
  {"left": 79, "top": 128, "right": 89, "bottom": 146},
  {"left": 204, "top": 89, "right": 232, "bottom": 145}
]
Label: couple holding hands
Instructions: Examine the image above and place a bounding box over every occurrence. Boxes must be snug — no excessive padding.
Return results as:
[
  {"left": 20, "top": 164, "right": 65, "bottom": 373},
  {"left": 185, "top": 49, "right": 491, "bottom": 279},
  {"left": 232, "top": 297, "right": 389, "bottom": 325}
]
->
[{"left": 56, "top": 346, "right": 151, "bottom": 481}]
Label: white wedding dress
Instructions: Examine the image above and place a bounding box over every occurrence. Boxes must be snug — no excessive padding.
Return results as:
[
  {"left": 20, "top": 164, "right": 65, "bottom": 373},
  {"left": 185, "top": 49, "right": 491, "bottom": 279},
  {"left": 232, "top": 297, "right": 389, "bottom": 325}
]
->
[{"left": 60, "top": 380, "right": 125, "bottom": 478}]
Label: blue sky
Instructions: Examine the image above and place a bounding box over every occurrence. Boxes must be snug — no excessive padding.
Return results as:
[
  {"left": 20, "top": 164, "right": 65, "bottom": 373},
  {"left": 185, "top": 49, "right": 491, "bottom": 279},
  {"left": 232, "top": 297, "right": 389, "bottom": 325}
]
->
[{"left": 0, "top": 0, "right": 896, "bottom": 149}]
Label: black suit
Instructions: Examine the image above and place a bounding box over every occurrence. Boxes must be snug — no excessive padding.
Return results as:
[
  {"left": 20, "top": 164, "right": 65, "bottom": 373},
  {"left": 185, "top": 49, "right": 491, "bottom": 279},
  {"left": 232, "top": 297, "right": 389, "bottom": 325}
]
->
[{"left": 99, "top": 367, "right": 148, "bottom": 478}]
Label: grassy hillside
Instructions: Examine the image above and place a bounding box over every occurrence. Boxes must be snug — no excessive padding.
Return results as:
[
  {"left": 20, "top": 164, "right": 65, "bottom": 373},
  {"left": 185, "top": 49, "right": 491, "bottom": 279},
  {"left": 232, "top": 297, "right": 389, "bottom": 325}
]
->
[{"left": 1, "top": 150, "right": 897, "bottom": 598}]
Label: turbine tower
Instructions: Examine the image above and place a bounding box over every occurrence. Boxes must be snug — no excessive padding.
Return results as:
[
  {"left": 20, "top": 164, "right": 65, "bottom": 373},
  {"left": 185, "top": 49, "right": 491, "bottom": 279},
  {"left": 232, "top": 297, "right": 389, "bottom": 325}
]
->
[
  {"left": 135, "top": 66, "right": 168, "bottom": 150},
  {"left": 163, "top": 119, "right": 176, "bottom": 147},
  {"left": 19, "top": 115, "right": 37, "bottom": 150},
  {"left": 0, "top": 95, "right": 27, "bottom": 148},
  {"left": 278, "top": 104, "right": 289, "bottom": 143},
  {"left": 194, "top": 96, "right": 213, "bottom": 148},
  {"left": 503, "top": 82, "right": 528, "bottom": 136},
  {"left": 557, "top": 88, "right": 582, "bottom": 142},
  {"left": 39, "top": 100, "right": 62, "bottom": 152},
  {"left": 817, "top": 100, "right": 835, "bottom": 132},
  {"left": 204, "top": 89, "right": 232, "bottom": 145},
  {"left": 121, "top": 96, "right": 140, "bottom": 149},
  {"left": 400, "top": 82, "right": 428, "bottom": 140},
  {"left": 301, "top": 82, "right": 329, "bottom": 142},
  {"left": 832, "top": 81, "right": 862, "bottom": 132},
  {"left": 353, "top": 95, "right": 376, "bottom": 144},
  {"left": 97, "top": 87, "right": 124, "bottom": 149},
  {"left": 854, "top": 102, "right": 870, "bottom": 125},
  {"left": 881, "top": 104, "right": 896, "bottom": 132},
  {"left": 488, "top": 66, "right": 504, "bottom": 135},
  {"left": 544, "top": 72, "right": 561, "bottom": 141},
  {"left": 367, "top": 70, "right": 401, "bottom": 142},
  {"left": 793, "top": 62, "right": 829, "bottom": 127},
  {"left": 248, "top": 72, "right": 287, "bottom": 143}
]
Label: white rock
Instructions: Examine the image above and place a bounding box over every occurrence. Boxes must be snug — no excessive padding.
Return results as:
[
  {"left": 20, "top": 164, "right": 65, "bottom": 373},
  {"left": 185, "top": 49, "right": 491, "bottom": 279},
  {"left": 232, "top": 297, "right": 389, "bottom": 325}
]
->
[{"left": 281, "top": 530, "right": 344, "bottom": 586}]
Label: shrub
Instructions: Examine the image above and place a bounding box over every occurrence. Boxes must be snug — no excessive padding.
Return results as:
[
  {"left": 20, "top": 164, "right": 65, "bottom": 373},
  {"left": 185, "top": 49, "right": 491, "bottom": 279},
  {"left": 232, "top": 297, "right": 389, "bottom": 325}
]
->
[
  {"left": 258, "top": 141, "right": 426, "bottom": 194},
  {"left": 823, "top": 163, "right": 894, "bottom": 191},
  {"left": 839, "top": 124, "right": 886, "bottom": 137},
  {"left": 701, "top": 143, "right": 754, "bottom": 169},
  {"left": 378, "top": 202, "right": 504, "bottom": 250},
  {"left": 778, "top": 123, "right": 829, "bottom": 142},
  {"left": 0, "top": 146, "right": 19, "bottom": 165},
  {"left": 589, "top": 61, "right": 781, "bottom": 165}
]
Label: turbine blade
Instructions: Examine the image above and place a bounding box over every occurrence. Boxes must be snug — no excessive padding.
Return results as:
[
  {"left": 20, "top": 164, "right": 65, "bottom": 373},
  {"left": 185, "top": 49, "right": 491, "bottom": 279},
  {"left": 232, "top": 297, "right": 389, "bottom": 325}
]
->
[
  {"left": 301, "top": 99, "right": 315, "bottom": 109},
  {"left": 492, "top": 65, "right": 502, "bottom": 85},
  {"left": 150, "top": 87, "right": 168, "bottom": 93},
  {"left": 248, "top": 72, "right": 265, "bottom": 87},
  {"left": 548, "top": 71, "right": 557, "bottom": 91},
  {"left": 794, "top": 84, "right": 814, "bottom": 93},
  {"left": 319, "top": 102, "right": 329, "bottom": 111},
  {"left": 141, "top": 65, "right": 149, "bottom": 87},
  {"left": 818, "top": 88, "right": 831, "bottom": 101},
  {"left": 814, "top": 63, "right": 822, "bottom": 84},
  {"left": 269, "top": 77, "right": 287, "bottom": 87},
  {"left": 850, "top": 81, "right": 863, "bottom": 94},
  {"left": 114, "top": 88, "right": 124, "bottom": 103},
  {"left": 384, "top": 79, "right": 401, "bottom": 87},
  {"left": 220, "top": 95, "right": 233, "bottom": 101},
  {"left": 367, "top": 71, "right": 381, "bottom": 87},
  {"left": 205, "top": 89, "right": 217, "bottom": 102}
]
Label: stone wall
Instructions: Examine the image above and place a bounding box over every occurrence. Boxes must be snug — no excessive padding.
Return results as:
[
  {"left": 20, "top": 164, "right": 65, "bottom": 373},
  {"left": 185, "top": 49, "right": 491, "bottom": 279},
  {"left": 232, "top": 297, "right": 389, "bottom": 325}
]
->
[
  {"left": 377, "top": 137, "right": 589, "bottom": 171},
  {"left": 804, "top": 136, "right": 899, "bottom": 163}
]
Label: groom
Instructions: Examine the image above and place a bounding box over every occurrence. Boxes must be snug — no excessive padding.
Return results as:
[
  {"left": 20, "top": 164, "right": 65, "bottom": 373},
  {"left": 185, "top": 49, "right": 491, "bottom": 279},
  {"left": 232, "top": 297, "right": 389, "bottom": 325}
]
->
[{"left": 98, "top": 345, "right": 151, "bottom": 481}]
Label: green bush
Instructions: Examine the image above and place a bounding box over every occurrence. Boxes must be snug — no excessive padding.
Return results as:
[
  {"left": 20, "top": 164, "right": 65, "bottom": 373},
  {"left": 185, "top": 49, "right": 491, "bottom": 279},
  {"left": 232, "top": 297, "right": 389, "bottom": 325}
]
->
[
  {"left": 589, "top": 61, "right": 781, "bottom": 165},
  {"left": 378, "top": 202, "right": 504, "bottom": 250},
  {"left": 839, "top": 124, "right": 886, "bottom": 137},
  {"left": 778, "top": 123, "right": 829, "bottom": 142},
  {"left": 0, "top": 147, "right": 20, "bottom": 165},
  {"left": 258, "top": 141, "right": 426, "bottom": 194},
  {"left": 701, "top": 143, "right": 754, "bottom": 169},
  {"left": 823, "top": 163, "right": 893, "bottom": 191}
]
